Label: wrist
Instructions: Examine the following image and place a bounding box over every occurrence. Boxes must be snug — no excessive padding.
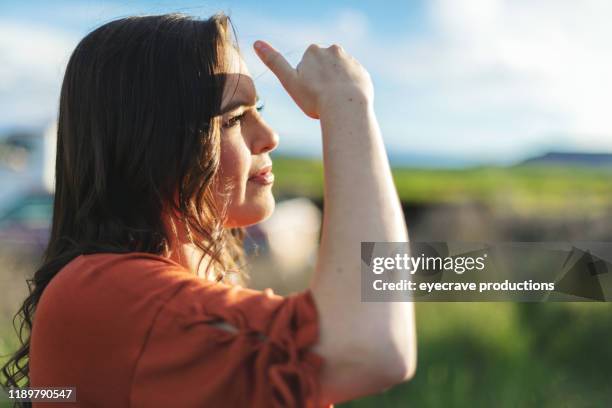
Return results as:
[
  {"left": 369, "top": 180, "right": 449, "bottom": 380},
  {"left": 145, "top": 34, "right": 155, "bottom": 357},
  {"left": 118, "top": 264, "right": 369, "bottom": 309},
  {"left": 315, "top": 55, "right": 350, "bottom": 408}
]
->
[{"left": 318, "top": 87, "right": 373, "bottom": 116}]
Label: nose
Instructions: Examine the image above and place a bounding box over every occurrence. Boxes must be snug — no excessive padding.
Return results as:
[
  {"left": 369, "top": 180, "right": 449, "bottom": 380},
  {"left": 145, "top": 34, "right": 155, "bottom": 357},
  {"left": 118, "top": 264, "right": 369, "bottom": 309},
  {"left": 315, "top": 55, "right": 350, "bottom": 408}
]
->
[{"left": 249, "top": 116, "right": 279, "bottom": 155}]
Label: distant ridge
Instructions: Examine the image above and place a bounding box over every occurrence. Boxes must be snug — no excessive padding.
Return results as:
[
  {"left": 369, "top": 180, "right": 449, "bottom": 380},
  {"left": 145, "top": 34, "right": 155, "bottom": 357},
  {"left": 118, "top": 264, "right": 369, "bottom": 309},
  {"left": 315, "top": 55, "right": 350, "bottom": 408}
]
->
[
  {"left": 273, "top": 148, "right": 484, "bottom": 168},
  {"left": 521, "top": 152, "right": 612, "bottom": 167}
]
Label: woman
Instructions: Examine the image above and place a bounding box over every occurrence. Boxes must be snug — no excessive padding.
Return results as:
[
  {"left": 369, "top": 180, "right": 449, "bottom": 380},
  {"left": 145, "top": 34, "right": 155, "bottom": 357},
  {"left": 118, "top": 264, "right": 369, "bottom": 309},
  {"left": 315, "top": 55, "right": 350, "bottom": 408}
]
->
[{"left": 1, "top": 13, "right": 416, "bottom": 407}]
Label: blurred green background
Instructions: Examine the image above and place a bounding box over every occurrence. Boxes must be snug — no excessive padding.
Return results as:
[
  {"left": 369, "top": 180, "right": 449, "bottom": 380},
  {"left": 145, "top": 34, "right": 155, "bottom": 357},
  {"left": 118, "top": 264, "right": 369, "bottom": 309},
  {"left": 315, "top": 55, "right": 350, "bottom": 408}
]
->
[
  {"left": 2, "top": 156, "right": 612, "bottom": 407},
  {"left": 274, "top": 157, "right": 612, "bottom": 407}
]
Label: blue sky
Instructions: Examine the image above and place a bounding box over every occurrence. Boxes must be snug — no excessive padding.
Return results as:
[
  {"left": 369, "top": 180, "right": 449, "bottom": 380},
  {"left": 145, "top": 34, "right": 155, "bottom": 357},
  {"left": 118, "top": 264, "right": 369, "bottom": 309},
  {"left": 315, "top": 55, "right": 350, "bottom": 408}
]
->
[{"left": 1, "top": 0, "right": 611, "bottom": 166}]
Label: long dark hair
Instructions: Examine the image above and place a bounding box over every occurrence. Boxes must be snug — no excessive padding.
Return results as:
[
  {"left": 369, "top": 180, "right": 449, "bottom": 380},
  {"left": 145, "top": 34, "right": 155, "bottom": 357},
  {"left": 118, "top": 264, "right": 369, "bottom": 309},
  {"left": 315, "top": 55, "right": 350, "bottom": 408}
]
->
[{"left": 1, "top": 12, "right": 247, "bottom": 394}]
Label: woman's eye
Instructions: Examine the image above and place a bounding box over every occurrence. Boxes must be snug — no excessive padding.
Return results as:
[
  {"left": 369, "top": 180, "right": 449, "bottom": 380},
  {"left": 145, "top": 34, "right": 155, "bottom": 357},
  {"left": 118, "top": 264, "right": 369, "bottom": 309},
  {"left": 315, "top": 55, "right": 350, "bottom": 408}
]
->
[
  {"left": 222, "top": 102, "right": 264, "bottom": 129},
  {"left": 223, "top": 113, "right": 245, "bottom": 129}
]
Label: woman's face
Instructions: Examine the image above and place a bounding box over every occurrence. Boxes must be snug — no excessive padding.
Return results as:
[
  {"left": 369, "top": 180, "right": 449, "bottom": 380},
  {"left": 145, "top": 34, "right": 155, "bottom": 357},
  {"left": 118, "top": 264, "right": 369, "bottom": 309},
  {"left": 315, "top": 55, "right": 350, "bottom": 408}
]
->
[{"left": 216, "top": 47, "right": 279, "bottom": 228}]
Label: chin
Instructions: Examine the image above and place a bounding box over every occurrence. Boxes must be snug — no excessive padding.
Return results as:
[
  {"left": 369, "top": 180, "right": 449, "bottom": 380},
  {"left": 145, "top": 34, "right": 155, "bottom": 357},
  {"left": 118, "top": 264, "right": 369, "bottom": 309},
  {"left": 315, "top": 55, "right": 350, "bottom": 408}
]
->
[{"left": 224, "top": 193, "right": 275, "bottom": 228}]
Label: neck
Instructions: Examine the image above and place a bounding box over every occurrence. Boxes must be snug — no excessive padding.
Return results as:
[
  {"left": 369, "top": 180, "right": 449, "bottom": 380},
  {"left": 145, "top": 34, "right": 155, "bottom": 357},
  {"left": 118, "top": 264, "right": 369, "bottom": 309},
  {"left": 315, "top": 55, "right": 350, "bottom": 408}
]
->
[{"left": 162, "top": 210, "right": 212, "bottom": 279}]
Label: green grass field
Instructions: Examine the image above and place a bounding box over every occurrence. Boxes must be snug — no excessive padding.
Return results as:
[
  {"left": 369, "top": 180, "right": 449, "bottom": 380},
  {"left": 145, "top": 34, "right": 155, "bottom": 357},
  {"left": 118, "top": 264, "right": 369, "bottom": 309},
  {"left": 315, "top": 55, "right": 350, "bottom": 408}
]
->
[
  {"left": 341, "top": 302, "right": 612, "bottom": 407},
  {"left": 272, "top": 156, "right": 612, "bottom": 217},
  {"left": 1, "top": 159, "right": 612, "bottom": 406},
  {"left": 271, "top": 157, "right": 612, "bottom": 406}
]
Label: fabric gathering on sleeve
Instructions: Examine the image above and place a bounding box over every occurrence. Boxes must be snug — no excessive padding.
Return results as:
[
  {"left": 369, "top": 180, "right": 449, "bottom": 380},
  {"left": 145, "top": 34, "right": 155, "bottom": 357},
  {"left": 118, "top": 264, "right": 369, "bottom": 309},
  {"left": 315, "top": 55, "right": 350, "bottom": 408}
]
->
[
  {"left": 29, "top": 252, "right": 331, "bottom": 408},
  {"left": 128, "top": 270, "right": 327, "bottom": 408}
]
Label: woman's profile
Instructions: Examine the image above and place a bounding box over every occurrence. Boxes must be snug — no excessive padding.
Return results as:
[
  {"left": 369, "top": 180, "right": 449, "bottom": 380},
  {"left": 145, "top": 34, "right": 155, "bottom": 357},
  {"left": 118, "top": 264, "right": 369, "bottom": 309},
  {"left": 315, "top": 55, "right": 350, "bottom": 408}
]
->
[{"left": 1, "top": 13, "right": 416, "bottom": 407}]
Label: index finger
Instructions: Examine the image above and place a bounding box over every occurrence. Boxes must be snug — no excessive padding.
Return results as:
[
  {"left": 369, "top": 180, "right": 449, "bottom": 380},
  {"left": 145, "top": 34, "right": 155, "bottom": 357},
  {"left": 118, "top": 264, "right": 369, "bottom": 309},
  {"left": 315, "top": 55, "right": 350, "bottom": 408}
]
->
[{"left": 253, "top": 40, "right": 297, "bottom": 93}]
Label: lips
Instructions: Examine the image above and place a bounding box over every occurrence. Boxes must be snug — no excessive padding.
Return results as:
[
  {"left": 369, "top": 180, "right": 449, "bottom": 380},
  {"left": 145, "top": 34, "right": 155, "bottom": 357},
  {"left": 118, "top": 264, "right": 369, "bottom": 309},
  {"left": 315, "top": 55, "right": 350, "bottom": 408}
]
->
[{"left": 248, "top": 164, "right": 274, "bottom": 185}]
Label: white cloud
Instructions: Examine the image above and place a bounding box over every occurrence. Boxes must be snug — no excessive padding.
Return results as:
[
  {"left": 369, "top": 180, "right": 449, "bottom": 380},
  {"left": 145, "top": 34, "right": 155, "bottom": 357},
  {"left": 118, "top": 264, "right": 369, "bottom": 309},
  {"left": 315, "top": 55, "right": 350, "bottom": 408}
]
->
[
  {"left": 426, "top": 0, "right": 612, "bottom": 148},
  {"left": 2, "top": 2, "right": 612, "bottom": 162},
  {"left": 0, "top": 20, "right": 78, "bottom": 126},
  {"left": 235, "top": 1, "right": 612, "bottom": 160}
]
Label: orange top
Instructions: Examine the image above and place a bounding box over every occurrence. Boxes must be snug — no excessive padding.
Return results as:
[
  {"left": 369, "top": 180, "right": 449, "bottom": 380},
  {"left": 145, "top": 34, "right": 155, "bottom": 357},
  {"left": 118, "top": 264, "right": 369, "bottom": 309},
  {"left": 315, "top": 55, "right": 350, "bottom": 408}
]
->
[{"left": 30, "top": 252, "right": 330, "bottom": 407}]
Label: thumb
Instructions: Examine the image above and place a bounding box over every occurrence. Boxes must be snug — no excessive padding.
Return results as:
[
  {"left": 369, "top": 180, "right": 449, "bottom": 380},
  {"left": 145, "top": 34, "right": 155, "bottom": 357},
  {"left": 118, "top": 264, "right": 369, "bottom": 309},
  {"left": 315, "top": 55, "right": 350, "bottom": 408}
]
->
[{"left": 254, "top": 40, "right": 297, "bottom": 94}]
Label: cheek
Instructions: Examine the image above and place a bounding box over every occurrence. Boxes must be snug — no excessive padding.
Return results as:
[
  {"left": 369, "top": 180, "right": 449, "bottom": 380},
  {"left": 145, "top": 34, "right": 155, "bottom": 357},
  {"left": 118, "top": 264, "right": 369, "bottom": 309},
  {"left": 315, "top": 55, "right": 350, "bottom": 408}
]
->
[
  {"left": 216, "top": 132, "right": 275, "bottom": 228},
  {"left": 218, "top": 134, "right": 250, "bottom": 200}
]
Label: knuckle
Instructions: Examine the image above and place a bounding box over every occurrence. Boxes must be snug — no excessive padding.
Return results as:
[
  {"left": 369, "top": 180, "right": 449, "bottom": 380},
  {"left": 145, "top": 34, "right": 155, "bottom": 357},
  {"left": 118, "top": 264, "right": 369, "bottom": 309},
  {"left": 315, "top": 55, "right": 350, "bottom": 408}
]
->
[
  {"left": 329, "top": 44, "right": 345, "bottom": 55},
  {"left": 361, "top": 66, "right": 372, "bottom": 78},
  {"left": 306, "top": 43, "right": 319, "bottom": 53}
]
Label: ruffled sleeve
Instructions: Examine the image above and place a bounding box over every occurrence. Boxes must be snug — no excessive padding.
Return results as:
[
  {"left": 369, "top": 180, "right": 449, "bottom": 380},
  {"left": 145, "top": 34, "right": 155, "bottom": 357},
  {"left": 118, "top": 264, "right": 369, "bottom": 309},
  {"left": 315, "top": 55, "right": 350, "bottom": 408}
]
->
[{"left": 129, "top": 270, "right": 327, "bottom": 408}]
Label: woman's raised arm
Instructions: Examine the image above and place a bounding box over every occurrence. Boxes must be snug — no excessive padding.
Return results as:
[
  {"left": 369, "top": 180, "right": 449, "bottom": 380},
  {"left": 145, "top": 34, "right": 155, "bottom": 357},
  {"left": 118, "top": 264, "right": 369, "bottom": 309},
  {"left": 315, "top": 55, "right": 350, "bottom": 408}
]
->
[{"left": 254, "top": 40, "right": 417, "bottom": 404}]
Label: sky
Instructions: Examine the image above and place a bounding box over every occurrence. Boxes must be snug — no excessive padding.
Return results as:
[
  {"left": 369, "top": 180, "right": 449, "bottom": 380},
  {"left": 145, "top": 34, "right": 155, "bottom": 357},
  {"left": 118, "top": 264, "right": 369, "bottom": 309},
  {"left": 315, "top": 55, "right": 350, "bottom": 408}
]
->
[{"left": 1, "top": 0, "right": 612, "bottom": 166}]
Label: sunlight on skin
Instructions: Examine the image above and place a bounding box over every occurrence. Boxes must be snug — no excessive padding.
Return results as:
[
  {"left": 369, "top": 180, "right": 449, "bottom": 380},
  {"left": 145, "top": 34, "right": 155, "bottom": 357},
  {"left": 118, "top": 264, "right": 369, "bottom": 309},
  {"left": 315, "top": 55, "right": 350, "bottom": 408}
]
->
[{"left": 163, "top": 47, "right": 278, "bottom": 279}]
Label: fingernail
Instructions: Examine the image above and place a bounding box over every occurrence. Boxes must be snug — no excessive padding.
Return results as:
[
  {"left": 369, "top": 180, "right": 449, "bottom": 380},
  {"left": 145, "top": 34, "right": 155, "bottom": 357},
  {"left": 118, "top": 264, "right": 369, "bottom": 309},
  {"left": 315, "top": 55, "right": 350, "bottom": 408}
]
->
[{"left": 254, "top": 41, "right": 267, "bottom": 52}]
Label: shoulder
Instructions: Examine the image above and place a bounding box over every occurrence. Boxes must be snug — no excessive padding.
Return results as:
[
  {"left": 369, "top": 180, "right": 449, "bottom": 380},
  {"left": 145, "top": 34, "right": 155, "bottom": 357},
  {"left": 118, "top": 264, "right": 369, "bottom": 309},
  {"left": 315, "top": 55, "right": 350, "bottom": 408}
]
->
[
  {"left": 30, "top": 252, "right": 201, "bottom": 393},
  {"left": 42, "top": 252, "right": 193, "bottom": 308},
  {"left": 37, "top": 251, "right": 309, "bottom": 328},
  {"left": 34, "top": 251, "right": 203, "bottom": 347}
]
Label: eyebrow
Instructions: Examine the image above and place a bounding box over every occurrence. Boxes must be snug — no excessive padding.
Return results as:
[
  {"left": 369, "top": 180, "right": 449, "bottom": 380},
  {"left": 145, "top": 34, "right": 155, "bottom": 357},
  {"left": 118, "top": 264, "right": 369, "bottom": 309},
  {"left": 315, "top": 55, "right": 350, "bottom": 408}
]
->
[{"left": 220, "top": 94, "right": 260, "bottom": 115}]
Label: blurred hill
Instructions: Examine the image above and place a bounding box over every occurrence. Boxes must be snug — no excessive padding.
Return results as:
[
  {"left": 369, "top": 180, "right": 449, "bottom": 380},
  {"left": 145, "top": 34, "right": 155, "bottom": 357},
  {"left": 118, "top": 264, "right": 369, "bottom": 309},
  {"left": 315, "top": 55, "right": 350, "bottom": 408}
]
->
[
  {"left": 271, "top": 155, "right": 612, "bottom": 215},
  {"left": 521, "top": 151, "right": 612, "bottom": 167}
]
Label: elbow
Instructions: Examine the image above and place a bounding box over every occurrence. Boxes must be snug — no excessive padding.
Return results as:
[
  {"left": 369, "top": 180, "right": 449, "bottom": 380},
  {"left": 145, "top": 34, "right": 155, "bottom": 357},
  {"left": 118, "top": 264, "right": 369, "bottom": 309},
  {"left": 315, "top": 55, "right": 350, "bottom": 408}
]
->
[
  {"left": 382, "top": 325, "right": 418, "bottom": 384},
  {"left": 399, "top": 337, "right": 418, "bottom": 381},
  {"left": 361, "top": 319, "right": 418, "bottom": 389},
  {"left": 358, "top": 335, "right": 416, "bottom": 391},
  {"left": 400, "top": 352, "right": 417, "bottom": 382},
  {"left": 377, "top": 344, "right": 417, "bottom": 387},
  {"left": 405, "top": 357, "right": 417, "bottom": 381},
  {"left": 374, "top": 312, "right": 418, "bottom": 388},
  {"left": 322, "top": 334, "right": 417, "bottom": 401}
]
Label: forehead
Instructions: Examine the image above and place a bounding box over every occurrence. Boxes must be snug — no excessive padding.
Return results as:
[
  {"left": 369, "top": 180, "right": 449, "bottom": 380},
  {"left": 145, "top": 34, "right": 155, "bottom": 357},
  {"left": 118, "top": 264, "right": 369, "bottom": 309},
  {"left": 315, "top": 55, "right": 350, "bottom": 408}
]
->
[
  {"left": 221, "top": 47, "right": 256, "bottom": 111},
  {"left": 225, "top": 46, "right": 251, "bottom": 76}
]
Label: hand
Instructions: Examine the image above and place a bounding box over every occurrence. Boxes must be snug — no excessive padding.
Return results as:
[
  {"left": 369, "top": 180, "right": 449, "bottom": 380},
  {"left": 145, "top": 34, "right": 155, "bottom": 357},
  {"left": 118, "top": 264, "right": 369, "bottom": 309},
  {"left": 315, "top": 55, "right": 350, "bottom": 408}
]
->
[{"left": 253, "top": 40, "right": 373, "bottom": 119}]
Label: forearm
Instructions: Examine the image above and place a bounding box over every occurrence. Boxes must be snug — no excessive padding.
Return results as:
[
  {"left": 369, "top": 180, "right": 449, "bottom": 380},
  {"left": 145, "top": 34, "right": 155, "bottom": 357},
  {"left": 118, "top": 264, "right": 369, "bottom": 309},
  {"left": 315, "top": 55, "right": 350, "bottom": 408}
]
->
[
  {"left": 252, "top": 39, "right": 416, "bottom": 403},
  {"left": 312, "top": 92, "right": 407, "bottom": 286},
  {"left": 310, "top": 91, "right": 416, "bottom": 399}
]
